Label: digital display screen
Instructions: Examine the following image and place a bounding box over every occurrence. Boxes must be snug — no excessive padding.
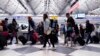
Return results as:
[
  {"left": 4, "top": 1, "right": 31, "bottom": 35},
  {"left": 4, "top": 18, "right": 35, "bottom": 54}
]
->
[{"left": 77, "top": 14, "right": 86, "bottom": 19}]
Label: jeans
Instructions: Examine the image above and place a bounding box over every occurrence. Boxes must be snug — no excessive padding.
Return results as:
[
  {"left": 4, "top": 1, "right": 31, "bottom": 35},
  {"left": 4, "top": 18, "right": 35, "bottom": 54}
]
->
[{"left": 86, "top": 32, "right": 93, "bottom": 44}]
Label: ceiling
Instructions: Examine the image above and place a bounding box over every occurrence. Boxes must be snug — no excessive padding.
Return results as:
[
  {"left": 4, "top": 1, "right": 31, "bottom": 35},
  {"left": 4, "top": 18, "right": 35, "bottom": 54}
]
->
[{"left": 0, "top": 0, "right": 100, "bottom": 16}]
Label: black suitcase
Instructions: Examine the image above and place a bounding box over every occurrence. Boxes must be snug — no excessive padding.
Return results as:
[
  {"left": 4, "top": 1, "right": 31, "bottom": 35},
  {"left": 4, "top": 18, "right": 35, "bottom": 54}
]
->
[
  {"left": 92, "top": 36, "right": 99, "bottom": 43},
  {"left": 76, "top": 37, "right": 85, "bottom": 46},
  {"left": 0, "top": 35, "right": 7, "bottom": 50},
  {"left": 53, "top": 34, "right": 58, "bottom": 44},
  {"left": 18, "top": 35, "right": 27, "bottom": 45}
]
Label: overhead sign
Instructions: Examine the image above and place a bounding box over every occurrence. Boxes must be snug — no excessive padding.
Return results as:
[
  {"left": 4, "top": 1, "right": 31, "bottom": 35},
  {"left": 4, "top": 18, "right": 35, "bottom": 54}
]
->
[
  {"left": 77, "top": 13, "right": 86, "bottom": 19},
  {"left": 50, "top": 16, "right": 58, "bottom": 20}
]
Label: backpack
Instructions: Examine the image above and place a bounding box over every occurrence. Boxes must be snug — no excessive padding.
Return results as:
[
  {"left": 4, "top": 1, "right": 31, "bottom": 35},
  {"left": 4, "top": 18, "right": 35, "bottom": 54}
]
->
[
  {"left": 91, "top": 24, "right": 95, "bottom": 32},
  {"left": 67, "top": 26, "right": 73, "bottom": 31}
]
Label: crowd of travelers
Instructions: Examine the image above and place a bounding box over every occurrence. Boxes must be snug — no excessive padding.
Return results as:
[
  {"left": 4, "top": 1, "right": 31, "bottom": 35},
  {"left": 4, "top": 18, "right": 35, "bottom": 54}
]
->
[{"left": 0, "top": 13, "right": 99, "bottom": 50}]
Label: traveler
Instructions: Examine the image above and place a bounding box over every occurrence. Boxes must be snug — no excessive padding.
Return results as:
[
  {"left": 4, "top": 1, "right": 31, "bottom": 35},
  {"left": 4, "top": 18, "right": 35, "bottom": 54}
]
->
[
  {"left": 3, "top": 18, "right": 8, "bottom": 31},
  {"left": 85, "top": 20, "right": 94, "bottom": 44},
  {"left": 42, "top": 13, "right": 55, "bottom": 50},
  {"left": 9, "top": 18, "right": 19, "bottom": 44},
  {"left": 28, "top": 16, "right": 36, "bottom": 45},
  {"left": 64, "top": 13, "right": 75, "bottom": 47},
  {"left": 79, "top": 24, "right": 85, "bottom": 39}
]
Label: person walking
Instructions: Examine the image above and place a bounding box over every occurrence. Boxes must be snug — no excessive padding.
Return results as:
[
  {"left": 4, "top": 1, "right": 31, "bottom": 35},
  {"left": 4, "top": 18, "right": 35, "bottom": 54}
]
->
[{"left": 41, "top": 13, "right": 55, "bottom": 50}]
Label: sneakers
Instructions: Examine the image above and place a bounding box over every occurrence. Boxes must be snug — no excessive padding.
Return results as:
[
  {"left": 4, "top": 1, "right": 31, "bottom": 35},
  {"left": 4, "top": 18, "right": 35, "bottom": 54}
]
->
[
  {"left": 8, "top": 42, "right": 12, "bottom": 45},
  {"left": 52, "top": 47, "right": 56, "bottom": 50},
  {"left": 40, "top": 47, "right": 46, "bottom": 50},
  {"left": 15, "top": 42, "right": 18, "bottom": 44}
]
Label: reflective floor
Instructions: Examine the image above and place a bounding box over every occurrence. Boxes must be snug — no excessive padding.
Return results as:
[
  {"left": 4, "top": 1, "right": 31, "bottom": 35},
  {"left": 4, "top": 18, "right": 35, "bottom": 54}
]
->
[{"left": 0, "top": 37, "right": 100, "bottom": 56}]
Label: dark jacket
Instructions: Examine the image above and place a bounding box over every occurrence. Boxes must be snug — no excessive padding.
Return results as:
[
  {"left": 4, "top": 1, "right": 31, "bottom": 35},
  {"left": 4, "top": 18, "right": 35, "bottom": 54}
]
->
[
  {"left": 8, "top": 23, "right": 18, "bottom": 33},
  {"left": 37, "top": 24, "right": 44, "bottom": 35},
  {"left": 67, "top": 17, "right": 75, "bottom": 27},
  {"left": 86, "top": 23, "right": 94, "bottom": 33},
  {"left": 28, "top": 20, "right": 35, "bottom": 31}
]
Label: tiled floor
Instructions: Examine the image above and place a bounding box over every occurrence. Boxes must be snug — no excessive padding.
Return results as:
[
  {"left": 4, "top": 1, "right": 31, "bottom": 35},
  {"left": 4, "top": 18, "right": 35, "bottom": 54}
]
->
[
  {"left": 0, "top": 37, "right": 100, "bottom": 56},
  {"left": 69, "top": 44, "right": 100, "bottom": 56}
]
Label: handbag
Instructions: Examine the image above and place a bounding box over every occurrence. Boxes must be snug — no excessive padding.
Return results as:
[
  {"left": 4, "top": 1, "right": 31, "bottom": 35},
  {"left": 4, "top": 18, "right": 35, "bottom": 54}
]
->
[
  {"left": 46, "top": 27, "right": 52, "bottom": 35},
  {"left": 67, "top": 27, "right": 73, "bottom": 31}
]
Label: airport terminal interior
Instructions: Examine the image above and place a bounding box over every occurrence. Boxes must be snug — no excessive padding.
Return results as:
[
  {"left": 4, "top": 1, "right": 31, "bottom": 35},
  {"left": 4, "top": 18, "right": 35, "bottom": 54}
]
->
[{"left": 0, "top": 0, "right": 100, "bottom": 56}]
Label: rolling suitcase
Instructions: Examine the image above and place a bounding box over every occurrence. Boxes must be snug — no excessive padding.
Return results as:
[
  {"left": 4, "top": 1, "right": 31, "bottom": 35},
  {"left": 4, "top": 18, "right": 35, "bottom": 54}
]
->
[
  {"left": 33, "top": 32, "right": 38, "bottom": 42},
  {"left": 76, "top": 37, "right": 85, "bottom": 46},
  {"left": 0, "top": 35, "right": 7, "bottom": 50},
  {"left": 18, "top": 35, "right": 27, "bottom": 45},
  {"left": 31, "top": 32, "right": 38, "bottom": 44},
  {"left": 1, "top": 32, "right": 9, "bottom": 40},
  {"left": 92, "top": 36, "right": 99, "bottom": 43},
  {"left": 52, "top": 34, "right": 58, "bottom": 44}
]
